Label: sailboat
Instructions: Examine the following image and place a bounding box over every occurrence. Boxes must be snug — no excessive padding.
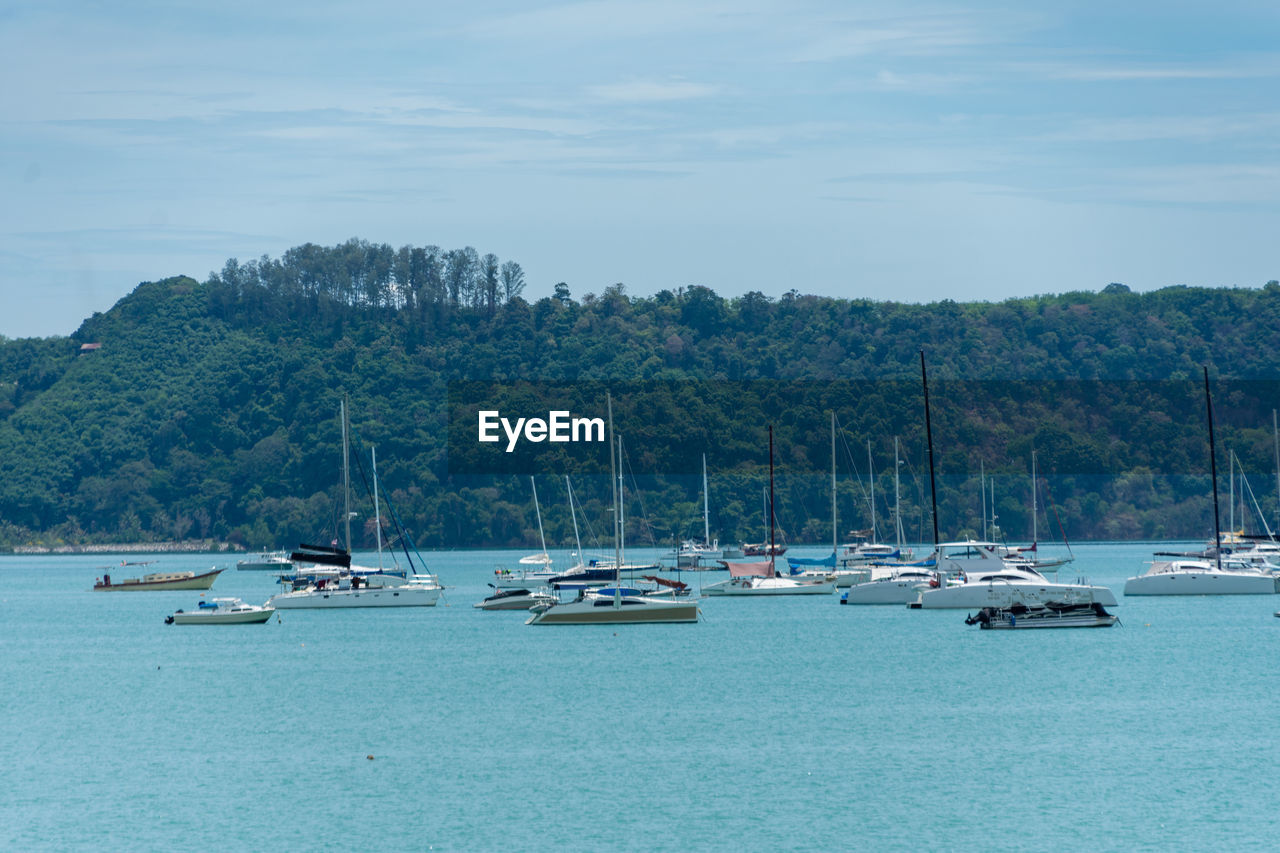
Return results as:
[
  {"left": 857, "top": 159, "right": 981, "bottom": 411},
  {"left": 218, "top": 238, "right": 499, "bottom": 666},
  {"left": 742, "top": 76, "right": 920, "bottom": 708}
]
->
[
  {"left": 791, "top": 414, "right": 873, "bottom": 587},
  {"left": 1125, "top": 369, "right": 1280, "bottom": 596},
  {"left": 269, "top": 399, "right": 442, "bottom": 609},
  {"left": 493, "top": 477, "right": 561, "bottom": 589},
  {"left": 527, "top": 396, "right": 699, "bottom": 624},
  {"left": 673, "top": 454, "right": 720, "bottom": 568},
  {"left": 704, "top": 426, "right": 835, "bottom": 596},
  {"left": 906, "top": 353, "right": 1116, "bottom": 609}
]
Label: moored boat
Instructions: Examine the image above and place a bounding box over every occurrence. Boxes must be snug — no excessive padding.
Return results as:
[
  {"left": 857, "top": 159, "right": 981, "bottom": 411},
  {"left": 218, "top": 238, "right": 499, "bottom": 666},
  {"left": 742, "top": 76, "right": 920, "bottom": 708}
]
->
[
  {"left": 475, "top": 586, "right": 558, "bottom": 611},
  {"left": 964, "top": 600, "right": 1119, "bottom": 629},
  {"left": 94, "top": 567, "right": 223, "bottom": 591},
  {"left": 236, "top": 550, "right": 293, "bottom": 571},
  {"left": 166, "top": 597, "right": 275, "bottom": 624}
]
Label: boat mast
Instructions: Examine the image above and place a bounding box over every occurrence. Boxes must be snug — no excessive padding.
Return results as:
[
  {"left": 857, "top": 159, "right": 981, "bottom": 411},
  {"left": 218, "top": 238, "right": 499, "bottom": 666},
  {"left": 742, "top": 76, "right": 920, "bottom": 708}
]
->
[
  {"left": 921, "top": 351, "right": 940, "bottom": 549},
  {"left": 372, "top": 445, "right": 383, "bottom": 570},
  {"left": 565, "top": 476, "right": 583, "bottom": 561},
  {"left": 531, "top": 476, "right": 548, "bottom": 565},
  {"left": 980, "top": 459, "right": 986, "bottom": 541},
  {"left": 867, "top": 439, "right": 875, "bottom": 544},
  {"left": 769, "top": 424, "right": 776, "bottom": 576},
  {"left": 1205, "top": 366, "right": 1223, "bottom": 571},
  {"left": 1032, "top": 450, "right": 1038, "bottom": 546},
  {"left": 894, "top": 436, "right": 904, "bottom": 551},
  {"left": 831, "top": 412, "right": 837, "bottom": 561},
  {"left": 703, "top": 453, "right": 711, "bottom": 547},
  {"left": 618, "top": 436, "right": 626, "bottom": 571},
  {"left": 342, "top": 395, "right": 351, "bottom": 553},
  {"left": 1274, "top": 409, "right": 1279, "bottom": 533},
  {"left": 607, "top": 392, "right": 619, "bottom": 588}
]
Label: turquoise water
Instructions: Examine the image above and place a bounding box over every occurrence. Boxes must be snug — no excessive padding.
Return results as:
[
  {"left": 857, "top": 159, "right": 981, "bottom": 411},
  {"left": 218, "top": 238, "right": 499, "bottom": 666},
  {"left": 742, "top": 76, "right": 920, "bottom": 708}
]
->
[{"left": 4, "top": 542, "right": 1280, "bottom": 851}]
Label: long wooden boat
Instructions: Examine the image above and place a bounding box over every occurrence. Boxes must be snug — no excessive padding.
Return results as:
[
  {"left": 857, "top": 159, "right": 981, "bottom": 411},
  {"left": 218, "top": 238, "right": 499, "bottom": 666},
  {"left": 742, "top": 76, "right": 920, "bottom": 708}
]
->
[{"left": 94, "top": 568, "right": 223, "bottom": 591}]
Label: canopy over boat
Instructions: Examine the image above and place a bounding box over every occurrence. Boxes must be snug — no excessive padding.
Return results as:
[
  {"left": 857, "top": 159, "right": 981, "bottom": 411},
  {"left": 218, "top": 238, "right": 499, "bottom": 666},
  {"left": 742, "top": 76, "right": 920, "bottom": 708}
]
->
[{"left": 723, "top": 559, "right": 776, "bottom": 578}]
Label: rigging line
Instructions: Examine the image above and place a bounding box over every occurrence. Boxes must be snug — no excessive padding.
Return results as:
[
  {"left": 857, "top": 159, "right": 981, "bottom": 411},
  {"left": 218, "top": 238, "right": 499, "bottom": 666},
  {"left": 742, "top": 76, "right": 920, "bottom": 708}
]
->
[{"left": 1040, "top": 476, "right": 1073, "bottom": 559}]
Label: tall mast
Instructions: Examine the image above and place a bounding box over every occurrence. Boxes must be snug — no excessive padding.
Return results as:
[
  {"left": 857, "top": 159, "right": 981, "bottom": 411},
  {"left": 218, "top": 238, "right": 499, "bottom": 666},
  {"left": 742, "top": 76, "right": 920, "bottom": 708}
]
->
[
  {"left": 894, "top": 436, "right": 903, "bottom": 550},
  {"left": 921, "top": 351, "right": 940, "bottom": 549},
  {"left": 831, "top": 412, "right": 837, "bottom": 559},
  {"left": 702, "top": 453, "right": 710, "bottom": 546},
  {"left": 1274, "top": 409, "right": 1279, "bottom": 533},
  {"left": 607, "top": 392, "right": 618, "bottom": 584},
  {"left": 867, "top": 439, "right": 876, "bottom": 544},
  {"left": 980, "top": 459, "right": 986, "bottom": 541},
  {"left": 372, "top": 445, "right": 383, "bottom": 570},
  {"left": 617, "top": 436, "right": 626, "bottom": 570},
  {"left": 1031, "top": 450, "right": 1038, "bottom": 545},
  {"left": 768, "top": 424, "right": 776, "bottom": 576},
  {"left": 342, "top": 395, "right": 351, "bottom": 552},
  {"left": 1205, "top": 367, "right": 1222, "bottom": 571},
  {"left": 565, "top": 476, "right": 583, "bottom": 560},
  {"left": 531, "top": 476, "right": 548, "bottom": 564}
]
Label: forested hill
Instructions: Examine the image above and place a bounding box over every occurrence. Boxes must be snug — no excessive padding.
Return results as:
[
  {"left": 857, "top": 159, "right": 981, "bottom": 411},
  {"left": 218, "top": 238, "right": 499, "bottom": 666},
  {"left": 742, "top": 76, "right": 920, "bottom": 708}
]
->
[{"left": 2, "top": 238, "right": 1280, "bottom": 551}]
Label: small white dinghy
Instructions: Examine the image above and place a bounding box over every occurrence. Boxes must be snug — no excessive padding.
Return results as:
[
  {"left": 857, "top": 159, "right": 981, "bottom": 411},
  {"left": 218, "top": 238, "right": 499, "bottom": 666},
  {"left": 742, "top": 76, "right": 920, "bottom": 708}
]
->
[{"left": 166, "top": 598, "right": 275, "bottom": 625}]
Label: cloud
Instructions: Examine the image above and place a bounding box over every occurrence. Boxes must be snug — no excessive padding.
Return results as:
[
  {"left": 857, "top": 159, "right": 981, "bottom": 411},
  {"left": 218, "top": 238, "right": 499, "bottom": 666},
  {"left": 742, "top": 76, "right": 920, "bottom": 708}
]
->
[{"left": 586, "top": 79, "right": 722, "bottom": 103}]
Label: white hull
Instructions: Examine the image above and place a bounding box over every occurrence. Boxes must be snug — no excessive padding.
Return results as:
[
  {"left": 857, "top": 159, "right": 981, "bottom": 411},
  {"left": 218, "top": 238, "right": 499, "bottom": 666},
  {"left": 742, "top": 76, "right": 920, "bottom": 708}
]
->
[
  {"left": 171, "top": 607, "right": 275, "bottom": 624},
  {"left": 841, "top": 577, "right": 932, "bottom": 605},
  {"left": 268, "top": 584, "right": 441, "bottom": 608},
  {"left": 703, "top": 576, "right": 836, "bottom": 596},
  {"left": 475, "top": 592, "right": 557, "bottom": 611},
  {"left": 1124, "top": 571, "right": 1278, "bottom": 596},
  {"left": 914, "top": 581, "right": 1118, "bottom": 609},
  {"left": 526, "top": 596, "right": 699, "bottom": 624}
]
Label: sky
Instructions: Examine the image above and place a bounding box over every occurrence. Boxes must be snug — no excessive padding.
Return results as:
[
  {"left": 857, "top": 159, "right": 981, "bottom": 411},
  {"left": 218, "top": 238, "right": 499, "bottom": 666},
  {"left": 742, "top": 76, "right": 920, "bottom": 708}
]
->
[{"left": 2, "top": 0, "right": 1278, "bottom": 339}]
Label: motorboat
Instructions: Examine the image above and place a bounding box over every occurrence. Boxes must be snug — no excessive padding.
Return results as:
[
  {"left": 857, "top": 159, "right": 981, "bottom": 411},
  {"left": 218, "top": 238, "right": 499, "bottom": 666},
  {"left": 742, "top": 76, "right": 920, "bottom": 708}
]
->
[
  {"left": 166, "top": 597, "right": 275, "bottom": 624},
  {"left": 94, "top": 567, "right": 223, "bottom": 591},
  {"left": 236, "top": 550, "right": 293, "bottom": 571},
  {"left": 474, "top": 586, "right": 558, "bottom": 611},
  {"left": 908, "top": 542, "right": 1117, "bottom": 608},
  {"left": 964, "top": 600, "right": 1119, "bottom": 629},
  {"left": 1123, "top": 559, "right": 1278, "bottom": 595}
]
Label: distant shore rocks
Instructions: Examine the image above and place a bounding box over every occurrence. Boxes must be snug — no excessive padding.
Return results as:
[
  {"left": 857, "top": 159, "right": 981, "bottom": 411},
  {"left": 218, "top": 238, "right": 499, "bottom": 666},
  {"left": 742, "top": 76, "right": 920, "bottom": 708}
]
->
[{"left": 12, "top": 540, "right": 240, "bottom": 555}]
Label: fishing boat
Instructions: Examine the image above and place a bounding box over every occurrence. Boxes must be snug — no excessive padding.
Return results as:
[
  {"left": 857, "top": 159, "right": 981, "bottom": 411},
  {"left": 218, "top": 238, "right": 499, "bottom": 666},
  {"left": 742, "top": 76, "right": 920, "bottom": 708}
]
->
[
  {"left": 94, "top": 567, "right": 223, "bottom": 591},
  {"left": 528, "top": 396, "right": 699, "bottom": 625},
  {"left": 1125, "top": 368, "right": 1280, "bottom": 597},
  {"left": 704, "top": 426, "right": 836, "bottom": 597},
  {"left": 165, "top": 598, "right": 275, "bottom": 624},
  {"left": 964, "top": 600, "right": 1119, "bottom": 629}
]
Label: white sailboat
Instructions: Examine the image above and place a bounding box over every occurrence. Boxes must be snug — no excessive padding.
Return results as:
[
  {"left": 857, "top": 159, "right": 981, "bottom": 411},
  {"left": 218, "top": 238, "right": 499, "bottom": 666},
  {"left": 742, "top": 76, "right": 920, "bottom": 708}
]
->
[
  {"left": 528, "top": 396, "right": 699, "bottom": 625},
  {"left": 493, "top": 477, "right": 560, "bottom": 589},
  {"left": 704, "top": 425, "right": 835, "bottom": 597},
  {"left": 270, "top": 400, "right": 442, "bottom": 609},
  {"left": 899, "top": 352, "right": 1115, "bottom": 609},
  {"left": 1126, "top": 369, "right": 1280, "bottom": 596}
]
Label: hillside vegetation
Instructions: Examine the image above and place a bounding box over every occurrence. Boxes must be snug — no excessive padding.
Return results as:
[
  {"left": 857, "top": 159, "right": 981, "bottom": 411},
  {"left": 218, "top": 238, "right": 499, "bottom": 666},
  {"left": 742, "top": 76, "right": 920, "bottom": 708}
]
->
[{"left": 2, "top": 238, "right": 1279, "bottom": 551}]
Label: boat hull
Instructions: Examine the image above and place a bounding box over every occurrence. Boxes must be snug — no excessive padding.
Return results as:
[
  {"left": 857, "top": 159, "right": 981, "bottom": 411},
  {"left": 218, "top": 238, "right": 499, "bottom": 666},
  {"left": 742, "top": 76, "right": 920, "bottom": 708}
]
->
[
  {"left": 526, "top": 597, "right": 698, "bottom": 624},
  {"left": 841, "top": 578, "right": 932, "bottom": 605},
  {"left": 474, "top": 592, "right": 557, "bottom": 611},
  {"left": 95, "top": 569, "right": 223, "bottom": 591},
  {"left": 703, "top": 577, "right": 835, "bottom": 596},
  {"left": 1124, "top": 571, "right": 1278, "bottom": 595},
  {"left": 171, "top": 607, "right": 275, "bottom": 624},
  {"left": 268, "top": 585, "right": 441, "bottom": 608}
]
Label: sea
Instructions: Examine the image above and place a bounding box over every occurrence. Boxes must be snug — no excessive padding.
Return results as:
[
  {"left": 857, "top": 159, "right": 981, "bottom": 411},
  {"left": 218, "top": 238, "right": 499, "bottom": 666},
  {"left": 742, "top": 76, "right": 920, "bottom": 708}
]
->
[{"left": 3, "top": 541, "right": 1279, "bottom": 852}]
